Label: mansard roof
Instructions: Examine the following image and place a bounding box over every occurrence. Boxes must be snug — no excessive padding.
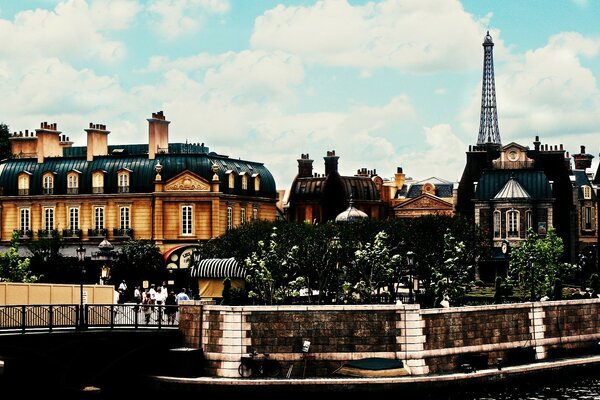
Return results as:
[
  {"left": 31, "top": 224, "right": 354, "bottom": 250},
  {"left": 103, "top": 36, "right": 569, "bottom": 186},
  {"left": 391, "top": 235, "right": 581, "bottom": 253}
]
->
[
  {"left": 289, "top": 174, "right": 380, "bottom": 202},
  {"left": 573, "top": 169, "right": 597, "bottom": 201},
  {"left": 0, "top": 144, "right": 277, "bottom": 198},
  {"left": 475, "top": 170, "right": 552, "bottom": 201},
  {"left": 493, "top": 177, "right": 531, "bottom": 199}
]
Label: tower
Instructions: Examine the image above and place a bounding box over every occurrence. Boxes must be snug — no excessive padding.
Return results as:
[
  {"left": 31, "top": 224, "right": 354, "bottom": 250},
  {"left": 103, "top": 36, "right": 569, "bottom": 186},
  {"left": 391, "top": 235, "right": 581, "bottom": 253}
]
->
[{"left": 477, "top": 31, "right": 501, "bottom": 147}]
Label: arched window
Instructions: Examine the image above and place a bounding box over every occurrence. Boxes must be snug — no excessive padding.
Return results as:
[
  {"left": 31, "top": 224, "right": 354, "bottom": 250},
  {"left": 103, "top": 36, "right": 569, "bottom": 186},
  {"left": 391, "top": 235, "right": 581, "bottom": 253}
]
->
[
  {"left": 92, "top": 171, "right": 105, "bottom": 194},
  {"left": 525, "top": 210, "right": 533, "bottom": 232},
  {"left": 18, "top": 173, "right": 30, "bottom": 195},
  {"left": 228, "top": 172, "right": 235, "bottom": 189},
  {"left": 253, "top": 174, "right": 260, "bottom": 191},
  {"left": 582, "top": 185, "right": 592, "bottom": 200},
  {"left": 42, "top": 173, "right": 54, "bottom": 195},
  {"left": 118, "top": 170, "right": 130, "bottom": 193},
  {"left": 493, "top": 210, "right": 501, "bottom": 238},
  {"left": 67, "top": 172, "right": 79, "bottom": 194},
  {"left": 507, "top": 209, "right": 520, "bottom": 238},
  {"left": 241, "top": 173, "right": 248, "bottom": 190}
]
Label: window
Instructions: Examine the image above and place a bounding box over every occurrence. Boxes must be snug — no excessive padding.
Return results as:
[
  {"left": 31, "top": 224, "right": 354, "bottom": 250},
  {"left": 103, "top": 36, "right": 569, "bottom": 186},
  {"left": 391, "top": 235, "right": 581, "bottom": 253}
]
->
[
  {"left": 43, "top": 207, "right": 54, "bottom": 231},
  {"left": 583, "top": 186, "right": 592, "bottom": 200},
  {"left": 92, "top": 171, "right": 104, "bottom": 194},
  {"left": 227, "top": 206, "right": 233, "bottom": 230},
  {"left": 69, "top": 207, "right": 79, "bottom": 231},
  {"left": 253, "top": 206, "right": 258, "bottom": 220},
  {"left": 228, "top": 172, "right": 235, "bottom": 189},
  {"left": 20, "top": 208, "right": 31, "bottom": 232},
  {"left": 18, "top": 173, "right": 30, "bottom": 195},
  {"left": 94, "top": 207, "right": 105, "bottom": 230},
  {"left": 42, "top": 173, "right": 54, "bottom": 195},
  {"left": 254, "top": 175, "right": 260, "bottom": 191},
  {"left": 525, "top": 211, "right": 533, "bottom": 232},
  {"left": 182, "top": 205, "right": 193, "bottom": 235},
  {"left": 493, "top": 210, "right": 501, "bottom": 238},
  {"left": 241, "top": 207, "right": 246, "bottom": 224},
  {"left": 507, "top": 210, "right": 519, "bottom": 238},
  {"left": 583, "top": 206, "right": 593, "bottom": 230},
  {"left": 241, "top": 173, "right": 248, "bottom": 190},
  {"left": 67, "top": 173, "right": 79, "bottom": 194},
  {"left": 120, "top": 206, "right": 130, "bottom": 230},
  {"left": 118, "top": 170, "right": 130, "bottom": 193}
]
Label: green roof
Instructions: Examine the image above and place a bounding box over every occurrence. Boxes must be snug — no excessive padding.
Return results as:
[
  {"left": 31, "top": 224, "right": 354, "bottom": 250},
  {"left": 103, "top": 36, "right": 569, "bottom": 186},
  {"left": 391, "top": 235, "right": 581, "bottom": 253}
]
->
[{"left": 475, "top": 170, "right": 552, "bottom": 201}]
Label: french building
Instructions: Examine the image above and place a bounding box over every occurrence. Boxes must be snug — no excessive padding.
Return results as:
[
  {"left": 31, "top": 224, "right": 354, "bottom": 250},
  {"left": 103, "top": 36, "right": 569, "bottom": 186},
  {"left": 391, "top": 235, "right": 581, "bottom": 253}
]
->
[{"left": 0, "top": 111, "right": 279, "bottom": 281}]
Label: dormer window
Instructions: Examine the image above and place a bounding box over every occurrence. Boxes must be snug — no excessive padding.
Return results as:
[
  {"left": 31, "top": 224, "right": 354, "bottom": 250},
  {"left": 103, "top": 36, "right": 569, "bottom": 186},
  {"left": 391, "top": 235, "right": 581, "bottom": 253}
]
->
[
  {"left": 18, "top": 172, "right": 31, "bottom": 195},
  {"left": 118, "top": 169, "right": 131, "bottom": 193},
  {"left": 42, "top": 172, "right": 54, "bottom": 195},
  {"left": 67, "top": 171, "right": 80, "bottom": 195},
  {"left": 227, "top": 170, "right": 235, "bottom": 189},
  {"left": 253, "top": 173, "right": 260, "bottom": 191},
  {"left": 583, "top": 185, "right": 592, "bottom": 200},
  {"left": 241, "top": 172, "right": 248, "bottom": 190},
  {"left": 92, "top": 171, "right": 105, "bottom": 194}
]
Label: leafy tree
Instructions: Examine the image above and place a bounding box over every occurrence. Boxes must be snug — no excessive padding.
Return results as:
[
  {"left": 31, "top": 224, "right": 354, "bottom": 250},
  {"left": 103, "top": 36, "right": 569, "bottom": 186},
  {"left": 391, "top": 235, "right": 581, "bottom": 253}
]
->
[
  {"left": 27, "top": 231, "right": 77, "bottom": 283},
  {"left": 0, "top": 231, "right": 39, "bottom": 282},
  {"left": 508, "top": 227, "right": 577, "bottom": 301},
  {"left": 110, "top": 239, "right": 164, "bottom": 287},
  {"left": 0, "top": 122, "right": 11, "bottom": 160}
]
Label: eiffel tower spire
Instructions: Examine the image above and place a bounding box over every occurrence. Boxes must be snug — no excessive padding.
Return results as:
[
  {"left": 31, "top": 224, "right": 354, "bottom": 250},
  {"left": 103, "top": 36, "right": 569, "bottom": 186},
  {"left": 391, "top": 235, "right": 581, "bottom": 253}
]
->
[{"left": 477, "top": 31, "right": 501, "bottom": 146}]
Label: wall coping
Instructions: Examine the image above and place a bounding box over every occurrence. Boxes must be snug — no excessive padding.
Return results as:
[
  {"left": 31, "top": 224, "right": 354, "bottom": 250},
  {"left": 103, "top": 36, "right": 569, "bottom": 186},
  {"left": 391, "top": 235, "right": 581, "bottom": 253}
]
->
[{"left": 201, "top": 304, "right": 421, "bottom": 312}]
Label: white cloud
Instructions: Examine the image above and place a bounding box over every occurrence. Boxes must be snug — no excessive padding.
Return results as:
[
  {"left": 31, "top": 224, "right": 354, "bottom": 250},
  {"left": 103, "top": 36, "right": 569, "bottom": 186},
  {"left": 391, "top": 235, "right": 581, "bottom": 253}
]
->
[
  {"left": 0, "top": 0, "right": 138, "bottom": 64},
  {"left": 148, "top": 0, "right": 230, "bottom": 40},
  {"left": 251, "top": 0, "right": 498, "bottom": 73}
]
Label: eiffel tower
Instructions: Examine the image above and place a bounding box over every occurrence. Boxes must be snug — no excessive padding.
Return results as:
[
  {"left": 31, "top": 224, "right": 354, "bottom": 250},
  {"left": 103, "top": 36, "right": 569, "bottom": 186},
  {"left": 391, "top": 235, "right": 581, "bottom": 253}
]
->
[{"left": 477, "top": 31, "right": 501, "bottom": 147}]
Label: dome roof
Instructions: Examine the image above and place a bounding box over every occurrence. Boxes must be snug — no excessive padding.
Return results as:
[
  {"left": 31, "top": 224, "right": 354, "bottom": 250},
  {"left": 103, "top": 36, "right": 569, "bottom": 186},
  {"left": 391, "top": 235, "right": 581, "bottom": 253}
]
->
[{"left": 335, "top": 199, "right": 368, "bottom": 222}]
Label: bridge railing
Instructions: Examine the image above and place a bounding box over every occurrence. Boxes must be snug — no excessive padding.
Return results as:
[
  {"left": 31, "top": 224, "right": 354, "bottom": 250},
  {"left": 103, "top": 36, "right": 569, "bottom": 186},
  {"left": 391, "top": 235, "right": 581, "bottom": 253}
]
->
[{"left": 0, "top": 304, "right": 180, "bottom": 331}]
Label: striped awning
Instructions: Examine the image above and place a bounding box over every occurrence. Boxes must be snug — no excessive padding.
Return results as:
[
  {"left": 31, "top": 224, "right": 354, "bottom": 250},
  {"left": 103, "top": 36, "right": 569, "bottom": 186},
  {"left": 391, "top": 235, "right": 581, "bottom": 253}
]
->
[{"left": 190, "top": 257, "right": 246, "bottom": 279}]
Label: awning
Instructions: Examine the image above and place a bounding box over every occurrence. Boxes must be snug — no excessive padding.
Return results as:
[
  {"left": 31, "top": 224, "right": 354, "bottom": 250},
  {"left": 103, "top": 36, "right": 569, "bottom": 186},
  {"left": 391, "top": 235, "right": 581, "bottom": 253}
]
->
[{"left": 190, "top": 257, "right": 246, "bottom": 279}]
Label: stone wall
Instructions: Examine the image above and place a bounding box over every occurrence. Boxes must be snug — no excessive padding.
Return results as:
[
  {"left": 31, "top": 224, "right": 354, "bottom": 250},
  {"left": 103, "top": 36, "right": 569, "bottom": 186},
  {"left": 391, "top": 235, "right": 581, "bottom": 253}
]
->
[{"left": 179, "top": 299, "right": 600, "bottom": 378}]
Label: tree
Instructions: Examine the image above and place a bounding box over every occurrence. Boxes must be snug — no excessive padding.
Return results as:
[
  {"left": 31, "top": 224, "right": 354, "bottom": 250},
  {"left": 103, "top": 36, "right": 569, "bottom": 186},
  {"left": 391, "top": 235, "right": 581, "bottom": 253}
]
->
[
  {"left": 508, "top": 227, "right": 577, "bottom": 301},
  {"left": 0, "top": 231, "right": 39, "bottom": 282},
  {"left": 110, "top": 239, "right": 164, "bottom": 287},
  {"left": 0, "top": 122, "right": 11, "bottom": 161}
]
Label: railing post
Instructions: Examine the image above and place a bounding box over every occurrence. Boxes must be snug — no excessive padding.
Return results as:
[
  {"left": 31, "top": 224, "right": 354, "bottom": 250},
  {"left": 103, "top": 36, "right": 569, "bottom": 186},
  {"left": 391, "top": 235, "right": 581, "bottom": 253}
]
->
[
  {"left": 21, "top": 305, "right": 26, "bottom": 333},
  {"left": 49, "top": 305, "right": 53, "bottom": 332}
]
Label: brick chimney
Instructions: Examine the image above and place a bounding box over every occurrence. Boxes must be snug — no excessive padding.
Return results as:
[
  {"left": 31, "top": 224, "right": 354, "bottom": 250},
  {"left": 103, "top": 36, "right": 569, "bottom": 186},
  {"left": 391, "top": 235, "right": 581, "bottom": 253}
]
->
[
  {"left": 394, "top": 166, "right": 406, "bottom": 189},
  {"left": 60, "top": 134, "right": 73, "bottom": 150},
  {"left": 36, "top": 122, "right": 62, "bottom": 163},
  {"left": 9, "top": 129, "right": 37, "bottom": 158},
  {"left": 324, "top": 150, "right": 339, "bottom": 176},
  {"left": 148, "top": 111, "right": 170, "bottom": 160},
  {"left": 85, "top": 123, "right": 110, "bottom": 162},
  {"left": 297, "top": 153, "right": 313, "bottom": 178},
  {"left": 572, "top": 145, "right": 594, "bottom": 170}
]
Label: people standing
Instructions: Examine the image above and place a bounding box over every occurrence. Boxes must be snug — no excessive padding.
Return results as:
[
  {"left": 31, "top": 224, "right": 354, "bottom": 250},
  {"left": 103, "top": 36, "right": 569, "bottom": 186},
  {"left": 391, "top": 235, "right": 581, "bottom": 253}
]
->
[
  {"left": 165, "top": 291, "right": 177, "bottom": 325},
  {"left": 176, "top": 288, "right": 190, "bottom": 303}
]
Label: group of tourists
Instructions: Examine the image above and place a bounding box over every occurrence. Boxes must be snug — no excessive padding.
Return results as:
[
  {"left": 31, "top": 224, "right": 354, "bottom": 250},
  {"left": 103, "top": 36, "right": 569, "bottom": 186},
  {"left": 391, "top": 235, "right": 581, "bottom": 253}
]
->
[{"left": 116, "top": 280, "right": 191, "bottom": 325}]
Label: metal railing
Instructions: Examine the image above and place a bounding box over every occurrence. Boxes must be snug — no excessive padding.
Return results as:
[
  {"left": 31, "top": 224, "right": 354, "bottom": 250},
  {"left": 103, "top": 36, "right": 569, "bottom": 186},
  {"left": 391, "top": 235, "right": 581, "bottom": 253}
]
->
[{"left": 0, "top": 304, "right": 181, "bottom": 332}]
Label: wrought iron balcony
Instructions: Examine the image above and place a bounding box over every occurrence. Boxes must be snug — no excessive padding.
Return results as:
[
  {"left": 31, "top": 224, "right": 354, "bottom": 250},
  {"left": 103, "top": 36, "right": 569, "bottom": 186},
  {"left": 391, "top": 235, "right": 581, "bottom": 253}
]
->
[
  {"left": 67, "top": 188, "right": 79, "bottom": 195},
  {"left": 88, "top": 228, "right": 107, "bottom": 238},
  {"left": 92, "top": 187, "right": 104, "bottom": 194},
  {"left": 113, "top": 228, "right": 134, "bottom": 238},
  {"left": 117, "top": 185, "right": 130, "bottom": 193},
  {"left": 62, "top": 229, "right": 83, "bottom": 239},
  {"left": 17, "top": 189, "right": 30, "bottom": 195},
  {"left": 15, "top": 229, "right": 33, "bottom": 239},
  {"left": 37, "top": 229, "right": 58, "bottom": 238}
]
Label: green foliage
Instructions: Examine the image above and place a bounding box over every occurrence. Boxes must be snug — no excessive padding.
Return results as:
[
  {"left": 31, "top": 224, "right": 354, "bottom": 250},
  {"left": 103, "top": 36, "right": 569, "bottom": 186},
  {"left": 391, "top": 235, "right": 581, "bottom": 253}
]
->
[
  {"left": 0, "top": 232, "right": 39, "bottom": 282},
  {"left": 508, "top": 227, "right": 577, "bottom": 301},
  {"left": 0, "top": 123, "right": 11, "bottom": 160},
  {"left": 110, "top": 239, "right": 164, "bottom": 286}
]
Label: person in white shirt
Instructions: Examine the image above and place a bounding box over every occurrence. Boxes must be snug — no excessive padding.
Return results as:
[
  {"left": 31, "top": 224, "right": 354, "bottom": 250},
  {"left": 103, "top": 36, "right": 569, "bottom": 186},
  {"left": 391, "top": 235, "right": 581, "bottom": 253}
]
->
[{"left": 176, "top": 288, "right": 190, "bottom": 304}]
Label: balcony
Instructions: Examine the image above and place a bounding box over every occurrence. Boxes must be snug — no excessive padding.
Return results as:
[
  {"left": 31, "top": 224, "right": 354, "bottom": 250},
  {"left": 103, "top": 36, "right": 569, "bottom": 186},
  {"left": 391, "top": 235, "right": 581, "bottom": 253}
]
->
[
  {"left": 92, "top": 187, "right": 104, "bottom": 194},
  {"left": 37, "top": 229, "right": 58, "bottom": 238},
  {"left": 15, "top": 229, "right": 33, "bottom": 240},
  {"left": 62, "top": 229, "right": 83, "bottom": 240},
  {"left": 88, "top": 228, "right": 107, "bottom": 238},
  {"left": 17, "top": 189, "right": 30, "bottom": 195},
  {"left": 113, "top": 228, "right": 134, "bottom": 238},
  {"left": 67, "top": 188, "right": 79, "bottom": 195},
  {"left": 42, "top": 188, "right": 54, "bottom": 195},
  {"left": 118, "top": 186, "right": 130, "bottom": 193}
]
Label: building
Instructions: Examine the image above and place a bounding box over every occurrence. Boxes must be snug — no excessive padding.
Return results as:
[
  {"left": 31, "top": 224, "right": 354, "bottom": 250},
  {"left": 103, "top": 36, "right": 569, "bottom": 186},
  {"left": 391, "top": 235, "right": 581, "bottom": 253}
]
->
[
  {"left": 456, "top": 32, "right": 598, "bottom": 278},
  {"left": 390, "top": 175, "right": 454, "bottom": 219},
  {"left": 0, "top": 111, "right": 279, "bottom": 284}
]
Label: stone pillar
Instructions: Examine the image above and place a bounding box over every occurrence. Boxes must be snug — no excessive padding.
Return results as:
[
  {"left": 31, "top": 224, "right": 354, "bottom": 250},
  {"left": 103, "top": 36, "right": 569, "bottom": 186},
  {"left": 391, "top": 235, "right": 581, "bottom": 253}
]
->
[
  {"left": 529, "top": 303, "right": 547, "bottom": 360},
  {"left": 396, "top": 305, "right": 429, "bottom": 375}
]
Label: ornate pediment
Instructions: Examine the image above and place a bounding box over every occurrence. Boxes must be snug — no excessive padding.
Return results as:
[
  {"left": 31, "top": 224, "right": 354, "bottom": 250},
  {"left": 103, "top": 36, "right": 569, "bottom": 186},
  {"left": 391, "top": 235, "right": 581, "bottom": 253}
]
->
[
  {"left": 165, "top": 171, "right": 211, "bottom": 191},
  {"left": 394, "top": 193, "right": 453, "bottom": 211}
]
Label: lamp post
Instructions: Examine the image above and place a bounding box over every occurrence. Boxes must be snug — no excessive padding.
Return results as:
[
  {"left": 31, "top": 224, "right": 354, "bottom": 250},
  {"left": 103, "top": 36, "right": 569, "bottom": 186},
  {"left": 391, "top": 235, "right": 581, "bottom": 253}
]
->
[
  {"left": 529, "top": 256, "right": 535, "bottom": 302},
  {"left": 406, "top": 251, "right": 415, "bottom": 304},
  {"left": 76, "top": 245, "right": 86, "bottom": 330}
]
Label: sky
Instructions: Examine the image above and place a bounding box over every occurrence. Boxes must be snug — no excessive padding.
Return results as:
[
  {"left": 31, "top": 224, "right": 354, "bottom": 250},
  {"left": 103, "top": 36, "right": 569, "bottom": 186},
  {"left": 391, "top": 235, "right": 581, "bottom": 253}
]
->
[{"left": 1, "top": 0, "right": 600, "bottom": 190}]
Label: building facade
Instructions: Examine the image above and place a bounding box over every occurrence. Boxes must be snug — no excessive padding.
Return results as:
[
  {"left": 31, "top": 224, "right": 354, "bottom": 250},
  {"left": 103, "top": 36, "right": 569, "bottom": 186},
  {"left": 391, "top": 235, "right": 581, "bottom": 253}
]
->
[{"left": 0, "top": 111, "right": 279, "bottom": 281}]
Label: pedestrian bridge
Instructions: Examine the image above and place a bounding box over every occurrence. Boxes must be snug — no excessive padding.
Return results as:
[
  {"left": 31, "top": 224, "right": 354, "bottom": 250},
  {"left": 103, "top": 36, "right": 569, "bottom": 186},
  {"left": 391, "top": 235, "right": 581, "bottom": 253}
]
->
[{"left": 0, "top": 304, "right": 198, "bottom": 395}]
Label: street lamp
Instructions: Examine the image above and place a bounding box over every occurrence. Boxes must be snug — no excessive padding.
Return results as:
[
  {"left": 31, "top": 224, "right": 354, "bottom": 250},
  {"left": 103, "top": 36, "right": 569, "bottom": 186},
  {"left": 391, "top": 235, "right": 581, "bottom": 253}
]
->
[
  {"left": 406, "top": 251, "right": 415, "bottom": 304},
  {"left": 76, "top": 245, "right": 86, "bottom": 330},
  {"left": 529, "top": 256, "right": 535, "bottom": 302}
]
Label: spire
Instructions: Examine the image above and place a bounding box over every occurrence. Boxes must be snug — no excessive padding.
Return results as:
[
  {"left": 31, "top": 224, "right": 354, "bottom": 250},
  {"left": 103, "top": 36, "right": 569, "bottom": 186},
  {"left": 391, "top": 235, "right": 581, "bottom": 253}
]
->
[{"left": 477, "top": 31, "right": 501, "bottom": 146}]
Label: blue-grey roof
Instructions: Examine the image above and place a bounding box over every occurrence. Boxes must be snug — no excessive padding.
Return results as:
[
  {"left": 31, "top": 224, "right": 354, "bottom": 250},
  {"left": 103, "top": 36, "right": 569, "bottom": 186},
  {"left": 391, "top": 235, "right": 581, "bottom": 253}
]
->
[
  {"left": 493, "top": 177, "right": 531, "bottom": 199},
  {"left": 0, "top": 144, "right": 277, "bottom": 198},
  {"left": 573, "top": 170, "right": 596, "bottom": 201},
  {"left": 406, "top": 183, "right": 453, "bottom": 198},
  {"left": 475, "top": 170, "right": 552, "bottom": 201}
]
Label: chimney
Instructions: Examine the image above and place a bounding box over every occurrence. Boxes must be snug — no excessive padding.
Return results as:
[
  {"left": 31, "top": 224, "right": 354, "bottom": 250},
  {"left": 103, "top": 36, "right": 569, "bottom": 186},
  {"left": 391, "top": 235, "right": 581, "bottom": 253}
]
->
[
  {"left": 324, "top": 150, "right": 339, "bottom": 176},
  {"left": 573, "top": 145, "right": 594, "bottom": 170},
  {"left": 36, "top": 122, "right": 62, "bottom": 163},
  {"left": 148, "top": 111, "right": 170, "bottom": 160},
  {"left": 60, "top": 134, "right": 73, "bottom": 150},
  {"left": 533, "top": 136, "right": 541, "bottom": 152},
  {"left": 297, "top": 153, "right": 313, "bottom": 178},
  {"left": 394, "top": 166, "right": 405, "bottom": 189},
  {"left": 85, "top": 123, "right": 110, "bottom": 162},
  {"left": 9, "top": 129, "right": 38, "bottom": 158}
]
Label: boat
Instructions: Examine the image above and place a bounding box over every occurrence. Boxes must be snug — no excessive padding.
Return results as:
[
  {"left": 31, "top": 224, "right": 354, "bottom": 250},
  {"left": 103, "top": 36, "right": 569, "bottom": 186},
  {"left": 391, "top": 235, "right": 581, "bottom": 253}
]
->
[{"left": 333, "top": 357, "right": 411, "bottom": 377}]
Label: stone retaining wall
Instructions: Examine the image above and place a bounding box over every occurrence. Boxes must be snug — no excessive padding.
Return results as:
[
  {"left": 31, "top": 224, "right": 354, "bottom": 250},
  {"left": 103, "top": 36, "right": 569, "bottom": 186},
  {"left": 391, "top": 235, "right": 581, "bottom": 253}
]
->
[{"left": 179, "top": 299, "right": 600, "bottom": 378}]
